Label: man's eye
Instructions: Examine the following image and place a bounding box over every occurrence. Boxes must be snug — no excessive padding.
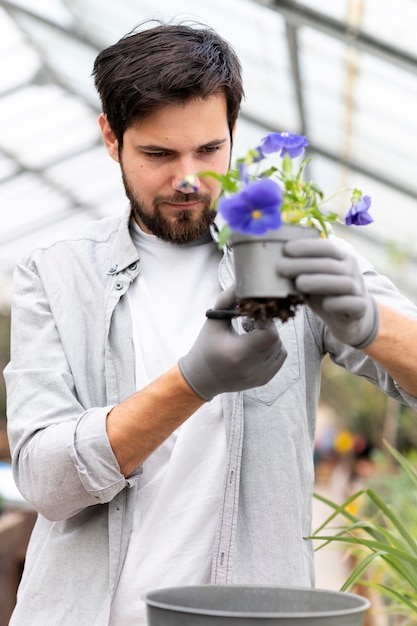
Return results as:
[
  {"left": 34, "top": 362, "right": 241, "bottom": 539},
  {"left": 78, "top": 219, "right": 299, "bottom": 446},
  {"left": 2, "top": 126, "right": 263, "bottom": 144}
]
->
[
  {"left": 202, "top": 145, "right": 221, "bottom": 154},
  {"left": 146, "top": 152, "right": 169, "bottom": 159}
]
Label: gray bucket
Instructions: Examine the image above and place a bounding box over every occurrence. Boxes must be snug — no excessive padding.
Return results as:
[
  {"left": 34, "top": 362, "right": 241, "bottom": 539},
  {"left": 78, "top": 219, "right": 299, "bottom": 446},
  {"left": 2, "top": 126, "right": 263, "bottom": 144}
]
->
[{"left": 144, "top": 585, "right": 371, "bottom": 625}]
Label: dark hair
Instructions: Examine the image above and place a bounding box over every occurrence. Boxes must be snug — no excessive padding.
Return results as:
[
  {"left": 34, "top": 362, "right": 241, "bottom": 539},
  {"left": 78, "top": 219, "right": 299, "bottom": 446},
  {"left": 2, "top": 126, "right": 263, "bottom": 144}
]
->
[{"left": 92, "top": 20, "right": 244, "bottom": 146}]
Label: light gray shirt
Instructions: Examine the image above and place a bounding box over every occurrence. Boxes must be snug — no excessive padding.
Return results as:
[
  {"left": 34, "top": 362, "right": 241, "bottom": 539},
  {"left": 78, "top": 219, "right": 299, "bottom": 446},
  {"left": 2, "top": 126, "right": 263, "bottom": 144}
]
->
[{"left": 5, "top": 208, "right": 417, "bottom": 625}]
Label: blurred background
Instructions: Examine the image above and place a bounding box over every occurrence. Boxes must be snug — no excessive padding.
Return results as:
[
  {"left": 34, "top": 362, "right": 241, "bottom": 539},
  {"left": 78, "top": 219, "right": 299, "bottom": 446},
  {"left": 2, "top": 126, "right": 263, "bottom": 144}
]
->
[{"left": 1, "top": 1, "right": 417, "bottom": 624}]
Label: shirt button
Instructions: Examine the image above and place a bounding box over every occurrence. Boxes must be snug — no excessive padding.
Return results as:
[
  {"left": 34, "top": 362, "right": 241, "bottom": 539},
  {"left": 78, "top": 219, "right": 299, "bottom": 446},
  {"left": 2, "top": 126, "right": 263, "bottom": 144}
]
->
[
  {"left": 115, "top": 282, "right": 123, "bottom": 290},
  {"left": 108, "top": 266, "right": 118, "bottom": 274},
  {"left": 128, "top": 262, "right": 138, "bottom": 271}
]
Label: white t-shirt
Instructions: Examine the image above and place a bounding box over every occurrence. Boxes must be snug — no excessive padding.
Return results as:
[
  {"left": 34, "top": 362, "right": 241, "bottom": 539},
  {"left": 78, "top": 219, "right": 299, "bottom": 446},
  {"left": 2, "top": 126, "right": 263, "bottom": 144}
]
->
[{"left": 109, "top": 223, "right": 226, "bottom": 625}]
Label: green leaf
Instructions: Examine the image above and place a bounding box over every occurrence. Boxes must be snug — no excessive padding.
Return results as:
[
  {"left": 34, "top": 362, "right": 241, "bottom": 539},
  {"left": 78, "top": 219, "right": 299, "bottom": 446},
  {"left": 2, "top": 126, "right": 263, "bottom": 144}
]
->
[
  {"left": 217, "top": 225, "right": 232, "bottom": 249},
  {"left": 369, "top": 583, "right": 417, "bottom": 615},
  {"left": 339, "top": 551, "right": 382, "bottom": 591},
  {"left": 383, "top": 439, "right": 417, "bottom": 490},
  {"left": 281, "top": 153, "right": 293, "bottom": 175},
  {"left": 364, "top": 488, "right": 417, "bottom": 555}
]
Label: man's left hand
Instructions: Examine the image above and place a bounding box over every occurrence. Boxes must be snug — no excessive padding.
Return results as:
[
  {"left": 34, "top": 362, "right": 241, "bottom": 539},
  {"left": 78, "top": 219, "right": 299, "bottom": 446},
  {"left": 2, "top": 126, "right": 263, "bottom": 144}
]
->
[{"left": 277, "top": 237, "right": 379, "bottom": 349}]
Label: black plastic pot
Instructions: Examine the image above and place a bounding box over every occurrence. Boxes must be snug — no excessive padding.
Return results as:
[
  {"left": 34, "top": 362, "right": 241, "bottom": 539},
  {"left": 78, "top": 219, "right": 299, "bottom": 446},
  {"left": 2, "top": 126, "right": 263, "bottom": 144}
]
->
[{"left": 230, "top": 225, "right": 320, "bottom": 321}]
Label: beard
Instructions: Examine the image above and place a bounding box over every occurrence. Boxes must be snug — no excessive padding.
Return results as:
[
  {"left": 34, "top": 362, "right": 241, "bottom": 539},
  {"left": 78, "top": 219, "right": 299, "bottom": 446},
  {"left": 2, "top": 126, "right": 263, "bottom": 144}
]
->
[{"left": 121, "top": 166, "right": 216, "bottom": 245}]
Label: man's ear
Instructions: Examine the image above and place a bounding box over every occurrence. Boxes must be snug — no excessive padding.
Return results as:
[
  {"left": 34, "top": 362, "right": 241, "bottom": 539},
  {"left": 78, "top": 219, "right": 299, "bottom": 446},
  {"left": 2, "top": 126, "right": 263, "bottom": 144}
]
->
[{"left": 98, "top": 113, "right": 120, "bottom": 162}]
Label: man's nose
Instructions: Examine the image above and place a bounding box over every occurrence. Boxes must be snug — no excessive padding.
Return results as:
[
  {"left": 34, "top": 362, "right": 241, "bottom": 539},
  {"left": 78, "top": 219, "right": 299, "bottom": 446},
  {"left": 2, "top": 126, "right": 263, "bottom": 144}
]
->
[{"left": 174, "top": 174, "right": 201, "bottom": 194}]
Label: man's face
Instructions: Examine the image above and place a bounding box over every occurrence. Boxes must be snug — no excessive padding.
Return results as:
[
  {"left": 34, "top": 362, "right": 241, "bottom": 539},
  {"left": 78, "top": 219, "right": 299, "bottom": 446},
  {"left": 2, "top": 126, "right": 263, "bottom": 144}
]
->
[{"left": 100, "top": 95, "right": 233, "bottom": 244}]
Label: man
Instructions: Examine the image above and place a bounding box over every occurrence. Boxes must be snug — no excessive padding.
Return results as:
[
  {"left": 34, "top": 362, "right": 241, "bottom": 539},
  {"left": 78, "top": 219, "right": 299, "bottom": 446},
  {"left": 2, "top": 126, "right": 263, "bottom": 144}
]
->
[{"left": 5, "top": 20, "right": 417, "bottom": 626}]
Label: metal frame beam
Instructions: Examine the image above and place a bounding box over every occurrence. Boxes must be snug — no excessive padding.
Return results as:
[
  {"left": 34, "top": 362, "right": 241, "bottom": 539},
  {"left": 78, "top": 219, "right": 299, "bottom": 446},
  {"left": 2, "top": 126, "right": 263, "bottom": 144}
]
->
[{"left": 253, "top": 0, "right": 417, "bottom": 74}]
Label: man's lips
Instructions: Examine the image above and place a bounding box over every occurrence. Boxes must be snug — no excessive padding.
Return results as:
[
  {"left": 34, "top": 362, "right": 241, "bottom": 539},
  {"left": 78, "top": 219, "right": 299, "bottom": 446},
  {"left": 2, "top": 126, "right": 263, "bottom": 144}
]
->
[
  {"left": 154, "top": 192, "right": 211, "bottom": 212},
  {"left": 163, "top": 201, "right": 202, "bottom": 211}
]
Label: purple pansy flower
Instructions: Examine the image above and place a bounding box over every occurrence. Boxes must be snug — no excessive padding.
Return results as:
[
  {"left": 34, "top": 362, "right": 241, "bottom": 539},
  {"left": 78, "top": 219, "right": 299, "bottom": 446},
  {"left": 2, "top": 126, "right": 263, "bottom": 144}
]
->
[
  {"left": 178, "top": 175, "right": 199, "bottom": 194},
  {"left": 218, "top": 178, "right": 283, "bottom": 236},
  {"left": 259, "top": 131, "right": 309, "bottom": 159},
  {"left": 345, "top": 194, "right": 373, "bottom": 226}
]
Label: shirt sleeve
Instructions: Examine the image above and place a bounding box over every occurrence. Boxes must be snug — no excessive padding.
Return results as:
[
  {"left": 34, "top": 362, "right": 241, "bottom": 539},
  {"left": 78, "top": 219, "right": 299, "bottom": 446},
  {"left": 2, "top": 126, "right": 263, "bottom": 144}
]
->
[
  {"left": 306, "top": 237, "right": 417, "bottom": 410},
  {"left": 5, "top": 255, "right": 134, "bottom": 521}
]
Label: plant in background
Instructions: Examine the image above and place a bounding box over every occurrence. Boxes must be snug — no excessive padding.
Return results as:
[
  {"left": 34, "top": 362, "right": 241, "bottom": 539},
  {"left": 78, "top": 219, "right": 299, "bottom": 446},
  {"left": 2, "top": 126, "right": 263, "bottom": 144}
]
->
[
  {"left": 311, "top": 440, "right": 417, "bottom": 622},
  {"left": 181, "top": 131, "right": 373, "bottom": 248}
]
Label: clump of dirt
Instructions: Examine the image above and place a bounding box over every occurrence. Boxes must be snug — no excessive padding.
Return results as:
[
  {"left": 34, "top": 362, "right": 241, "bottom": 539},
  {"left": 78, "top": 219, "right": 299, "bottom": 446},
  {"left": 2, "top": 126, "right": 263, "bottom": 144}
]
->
[{"left": 237, "top": 295, "right": 305, "bottom": 323}]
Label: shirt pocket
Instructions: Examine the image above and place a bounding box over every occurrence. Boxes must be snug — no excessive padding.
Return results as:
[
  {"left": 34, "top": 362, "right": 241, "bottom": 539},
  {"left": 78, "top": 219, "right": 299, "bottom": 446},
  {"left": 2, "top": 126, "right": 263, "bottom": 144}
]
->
[{"left": 243, "top": 317, "right": 301, "bottom": 406}]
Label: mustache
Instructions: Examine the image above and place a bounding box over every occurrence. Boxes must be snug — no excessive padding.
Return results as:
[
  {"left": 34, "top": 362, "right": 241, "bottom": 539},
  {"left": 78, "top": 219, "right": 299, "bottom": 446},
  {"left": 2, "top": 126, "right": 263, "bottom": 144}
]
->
[{"left": 154, "top": 192, "right": 212, "bottom": 205}]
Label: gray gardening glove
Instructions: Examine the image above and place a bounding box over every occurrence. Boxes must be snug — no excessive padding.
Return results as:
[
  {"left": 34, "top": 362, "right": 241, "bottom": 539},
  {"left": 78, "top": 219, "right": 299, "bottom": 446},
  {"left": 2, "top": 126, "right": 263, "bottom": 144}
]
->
[
  {"left": 276, "top": 238, "right": 379, "bottom": 349},
  {"left": 178, "top": 287, "right": 287, "bottom": 401}
]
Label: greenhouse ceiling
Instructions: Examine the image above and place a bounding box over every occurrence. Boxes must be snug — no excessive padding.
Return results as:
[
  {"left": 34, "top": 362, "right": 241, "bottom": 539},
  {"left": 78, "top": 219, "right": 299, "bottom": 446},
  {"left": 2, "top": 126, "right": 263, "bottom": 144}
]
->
[{"left": 1, "top": 0, "right": 417, "bottom": 307}]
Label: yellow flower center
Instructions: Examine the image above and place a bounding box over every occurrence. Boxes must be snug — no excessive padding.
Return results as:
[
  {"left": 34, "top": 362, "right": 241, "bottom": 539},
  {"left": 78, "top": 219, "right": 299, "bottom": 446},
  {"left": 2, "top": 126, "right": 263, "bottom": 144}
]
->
[{"left": 251, "top": 209, "right": 263, "bottom": 219}]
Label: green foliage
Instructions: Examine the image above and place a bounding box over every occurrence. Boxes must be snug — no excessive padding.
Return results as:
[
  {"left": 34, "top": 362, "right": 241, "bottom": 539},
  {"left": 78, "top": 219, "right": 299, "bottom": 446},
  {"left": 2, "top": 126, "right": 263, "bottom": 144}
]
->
[
  {"left": 311, "top": 441, "right": 417, "bottom": 621},
  {"left": 275, "top": 154, "right": 338, "bottom": 235},
  {"left": 196, "top": 131, "right": 370, "bottom": 246},
  {"left": 320, "top": 354, "right": 417, "bottom": 451}
]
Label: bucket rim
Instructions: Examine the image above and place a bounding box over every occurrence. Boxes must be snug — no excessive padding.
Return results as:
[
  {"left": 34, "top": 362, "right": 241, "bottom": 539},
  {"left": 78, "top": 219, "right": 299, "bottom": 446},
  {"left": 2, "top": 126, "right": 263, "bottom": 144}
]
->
[{"left": 143, "top": 584, "right": 371, "bottom": 619}]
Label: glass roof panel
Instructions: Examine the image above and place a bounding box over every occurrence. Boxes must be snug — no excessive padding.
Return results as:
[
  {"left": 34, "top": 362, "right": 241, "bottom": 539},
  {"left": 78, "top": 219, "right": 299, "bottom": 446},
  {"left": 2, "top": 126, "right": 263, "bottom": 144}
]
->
[
  {"left": 0, "top": 8, "right": 40, "bottom": 92},
  {"left": 295, "top": 0, "right": 348, "bottom": 21},
  {"left": 2, "top": 0, "right": 73, "bottom": 25},
  {"left": 45, "top": 147, "right": 127, "bottom": 217},
  {"left": 363, "top": 0, "right": 417, "bottom": 55},
  {"left": 299, "top": 17, "right": 417, "bottom": 201},
  {"left": 0, "top": 85, "right": 98, "bottom": 168},
  {"left": 12, "top": 13, "right": 100, "bottom": 105},
  {"left": 299, "top": 28, "right": 346, "bottom": 150},
  {"left": 0, "top": 154, "right": 18, "bottom": 181},
  {"left": 0, "top": 172, "right": 69, "bottom": 234}
]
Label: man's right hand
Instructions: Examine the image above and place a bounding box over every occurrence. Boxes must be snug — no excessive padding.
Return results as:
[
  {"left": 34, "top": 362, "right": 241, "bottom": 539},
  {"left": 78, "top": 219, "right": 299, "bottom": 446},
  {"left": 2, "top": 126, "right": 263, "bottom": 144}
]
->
[{"left": 178, "top": 287, "right": 287, "bottom": 401}]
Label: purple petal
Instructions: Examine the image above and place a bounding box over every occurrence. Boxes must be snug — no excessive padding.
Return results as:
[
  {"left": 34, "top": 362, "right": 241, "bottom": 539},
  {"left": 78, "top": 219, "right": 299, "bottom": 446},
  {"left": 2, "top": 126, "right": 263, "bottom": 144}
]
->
[
  {"left": 260, "top": 132, "right": 309, "bottom": 159},
  {"left": 178, "top": 176, "right": 199, "bottom": 193},
  {"left": 259, "top": 133, "right": 285, "bottom": 155},
  {"left": 243, "top": 178, "right": 283, "bottom": 206},
  {"left": 218, "top": 178, "right": 283, "bottom": 236},
  {"left": 345, "top": 195, "right": 373, "bottom": 226}
]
